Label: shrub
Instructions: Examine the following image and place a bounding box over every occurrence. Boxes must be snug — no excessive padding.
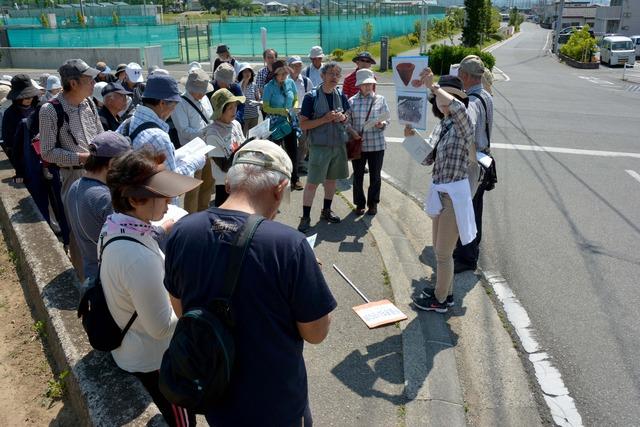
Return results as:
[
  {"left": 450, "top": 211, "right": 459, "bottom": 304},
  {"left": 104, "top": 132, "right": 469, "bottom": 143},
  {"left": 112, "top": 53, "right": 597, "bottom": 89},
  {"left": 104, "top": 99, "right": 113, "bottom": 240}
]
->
[
  {"left": 407, "top": 34, "right": 419, "bottom": 46},
  {"left": 360, "top": 21, "right": 374, "bottom": 51},
  {"left": 332, "top": 49, "right": 345, "bottom": 62},
  {"left": 427, "top": 44, "right": 496, "bottom": 75},
  {"left": 490, "top": 33, "right": 504, "bottom": 42},
  {"left": 560, "top": 26, "right": 598, "bottom": 62}
]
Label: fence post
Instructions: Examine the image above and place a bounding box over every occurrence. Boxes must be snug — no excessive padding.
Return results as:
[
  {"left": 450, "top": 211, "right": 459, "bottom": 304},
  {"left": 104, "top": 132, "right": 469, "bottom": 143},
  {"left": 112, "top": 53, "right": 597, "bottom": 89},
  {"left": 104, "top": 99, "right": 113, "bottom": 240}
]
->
[
  {"left": 184, "top": 25, "right": 190, "bottom": 64},
  {"left": 196, "top": 24, "right": 201, "bottom": 62},
  {"left": 623, "top": 63, "right": 627, "bottom": 81},
  {"left": 206, "top": 23, "right": 211, "bottom": 54},
  {"left": 284, "top": 19, "right": 288, "bottom": 56}
]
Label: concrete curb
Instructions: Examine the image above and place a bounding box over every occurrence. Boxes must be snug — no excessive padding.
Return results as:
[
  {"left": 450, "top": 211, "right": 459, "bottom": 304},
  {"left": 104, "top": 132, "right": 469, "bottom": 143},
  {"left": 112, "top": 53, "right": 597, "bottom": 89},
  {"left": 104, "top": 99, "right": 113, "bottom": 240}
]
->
[{"left": 0, "top": 154, "right": 166, "bottom": 426}]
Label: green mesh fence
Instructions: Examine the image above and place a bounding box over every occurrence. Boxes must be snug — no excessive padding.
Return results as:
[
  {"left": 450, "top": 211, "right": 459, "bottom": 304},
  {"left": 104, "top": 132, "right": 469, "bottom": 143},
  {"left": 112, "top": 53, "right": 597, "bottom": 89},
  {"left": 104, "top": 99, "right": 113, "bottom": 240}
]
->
[
  {"left": 7, "top": 24, "right": 180, "bottom": 61},
  {"left": 209, "top": 14, "right": 446, "bottom": 57}
]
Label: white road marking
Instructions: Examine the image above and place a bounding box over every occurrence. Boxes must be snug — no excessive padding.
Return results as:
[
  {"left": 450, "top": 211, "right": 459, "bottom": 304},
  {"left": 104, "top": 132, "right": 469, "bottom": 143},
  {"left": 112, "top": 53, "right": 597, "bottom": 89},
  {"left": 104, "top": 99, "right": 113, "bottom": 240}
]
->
[
  {"left": 543, "top": 31, "right": 552, "bottom": 52},
  {"left": 385, "top": 138, "right": 640, "bottom": 159},
  {"left": 577, "top": 75, "right": 615, "bottom": 85},
  {"left": 493, "top": 66, "right": 510, "bottom": 82},
  {"left": 625, "top": 169, "right": 640, "bottom": 184},
  {"left": 483, "top": 271, "right": 583, "bottom": 427}
]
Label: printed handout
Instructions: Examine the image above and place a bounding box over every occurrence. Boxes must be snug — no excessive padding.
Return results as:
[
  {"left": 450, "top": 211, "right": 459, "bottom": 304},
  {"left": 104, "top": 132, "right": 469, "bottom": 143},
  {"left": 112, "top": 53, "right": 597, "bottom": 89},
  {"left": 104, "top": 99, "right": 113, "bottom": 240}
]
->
[
  {"left": 248, "top": 118, "right": 272, "bottom": 140},
  {"left": 392, "top": 56, "right": 430, "bottom": 93},
  {"left": 151, "top": 204, "right": 189, "bottom": 227},
  {"left": 402, "top": 133, "right": 433, "bottom": 164},
  {"left": 362, "top": 111, "right": 391, "bottom": 132},
  {"left": 175, "top": 137, "right": 214, "bottom": 163}
]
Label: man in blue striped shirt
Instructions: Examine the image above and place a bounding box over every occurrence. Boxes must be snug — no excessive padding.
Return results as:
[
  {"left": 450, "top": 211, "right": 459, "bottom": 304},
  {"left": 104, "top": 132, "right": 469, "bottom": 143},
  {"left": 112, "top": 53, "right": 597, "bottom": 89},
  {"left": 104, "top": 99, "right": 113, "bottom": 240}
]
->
[{"left": 117, "top": 74, "right": 205, "bottom": 177}]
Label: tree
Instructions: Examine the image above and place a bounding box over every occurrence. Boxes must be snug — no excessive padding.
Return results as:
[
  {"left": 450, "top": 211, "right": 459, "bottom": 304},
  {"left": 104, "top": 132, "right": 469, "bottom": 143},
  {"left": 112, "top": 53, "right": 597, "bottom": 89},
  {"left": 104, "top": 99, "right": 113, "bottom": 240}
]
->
[
  {"left": 201, "top": 0, "right": 251, "bottom": 14},
  {"left": 509, "top": 6, "right": 524, "bottom": 32},
  {"left": 560, "top": 25, "right": 597, "bottom": 62},
  {"left": 462, "top": 0, "right": 483, "bottom": 47},
  {"left": 448, "top": 7, "right": 465, "bottom": 30},
  {"left": 360, "top": 21, "right": 373, "bottom": 51}
]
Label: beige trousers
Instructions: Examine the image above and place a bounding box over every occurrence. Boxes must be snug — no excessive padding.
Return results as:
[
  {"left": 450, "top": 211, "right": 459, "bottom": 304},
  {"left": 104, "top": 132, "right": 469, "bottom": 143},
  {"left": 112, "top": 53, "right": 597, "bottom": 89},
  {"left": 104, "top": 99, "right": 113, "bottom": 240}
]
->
[
  {"left": 432, "top": 193, "right": 460, "bottom": 303},
  {"left": 183, "top": 157, "right": 214, "bottom": 213}
]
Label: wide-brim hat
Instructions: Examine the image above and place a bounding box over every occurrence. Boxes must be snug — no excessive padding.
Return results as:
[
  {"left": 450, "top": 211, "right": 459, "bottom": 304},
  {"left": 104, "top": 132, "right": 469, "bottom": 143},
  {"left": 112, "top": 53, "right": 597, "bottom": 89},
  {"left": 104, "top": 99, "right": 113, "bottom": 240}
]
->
[
  {"left": 216, "top": 44, "right": 229, "bottom": 54},
  {"left": 353, "top": 51, "right": 376, "bottom": 65},
  {"left": 185, "top": 68, "right": 214, "bottom": 94},
  {"left": 355, "top": 69, "right": 376, "bottom": 86},
  {"left": 308, "top": 46, "right": 324, "bottom": 58},
  {"left": 211, "top": 88, "right": 245, "bottom": 121},
  {"left": 432, "top": 75, "right": 467, "bottom": 101},
  {"left": 122, "top": 169, "right": 202, "bottom": 198},
  {"left": 93, "top": 82, "right": 109, "bottom": 103},
  {"left": 7, "top": 74, "right": 40, "bottom": 100},
  {"left": 0, "top": 83, "right": 11, "bottom": 106}
]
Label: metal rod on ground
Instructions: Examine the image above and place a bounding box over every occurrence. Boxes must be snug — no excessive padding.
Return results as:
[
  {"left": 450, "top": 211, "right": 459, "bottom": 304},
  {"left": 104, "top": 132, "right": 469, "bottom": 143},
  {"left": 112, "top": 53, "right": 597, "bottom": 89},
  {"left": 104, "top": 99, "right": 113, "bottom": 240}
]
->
[{"left": 332, "top": 264, "right": 370, "bottom": 303}]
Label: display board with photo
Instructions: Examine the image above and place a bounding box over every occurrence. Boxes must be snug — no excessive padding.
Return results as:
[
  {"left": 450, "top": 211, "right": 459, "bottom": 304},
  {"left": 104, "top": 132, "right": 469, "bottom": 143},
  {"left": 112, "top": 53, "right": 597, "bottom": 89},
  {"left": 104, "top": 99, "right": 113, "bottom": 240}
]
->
[{"left": 392, "top": 55, "right": 430, "bottom": 130}]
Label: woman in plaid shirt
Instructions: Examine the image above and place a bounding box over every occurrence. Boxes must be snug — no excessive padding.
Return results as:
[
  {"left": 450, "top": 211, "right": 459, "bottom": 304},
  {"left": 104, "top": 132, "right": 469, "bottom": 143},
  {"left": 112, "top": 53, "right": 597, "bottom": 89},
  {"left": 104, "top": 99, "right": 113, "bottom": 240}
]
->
[
  {"left": 408, "top": 71, "right": 477, "bottom": 314},
  {"left": 348, "top": 69, "right": 390, "bottom": 216}
]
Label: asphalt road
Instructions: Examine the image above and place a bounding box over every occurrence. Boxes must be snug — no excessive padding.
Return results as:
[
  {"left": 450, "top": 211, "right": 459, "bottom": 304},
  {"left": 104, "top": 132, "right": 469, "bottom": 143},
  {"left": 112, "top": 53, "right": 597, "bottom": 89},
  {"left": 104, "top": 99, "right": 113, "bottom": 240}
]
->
[{"left": 378, "top": 23, "right": 640, "bottom": 426}]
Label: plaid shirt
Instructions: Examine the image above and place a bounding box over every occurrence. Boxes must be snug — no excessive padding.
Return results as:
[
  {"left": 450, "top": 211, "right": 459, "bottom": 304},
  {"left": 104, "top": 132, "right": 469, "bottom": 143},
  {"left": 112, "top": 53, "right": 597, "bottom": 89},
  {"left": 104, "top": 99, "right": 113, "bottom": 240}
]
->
[
  {"left": 117, "top": 105, "right": 201, "bottom": 177},
  {"left": 427, "top": 99, "right": 474, "bottom": 184},
  {"left": 39, "top": 94, "right": 103, "bottom": 167},
  {"left": 255, "top": 67, "right": 270, "bottom": 93},
  {"left": 348, "top": 92, "right": 390, "bottom": 152}
]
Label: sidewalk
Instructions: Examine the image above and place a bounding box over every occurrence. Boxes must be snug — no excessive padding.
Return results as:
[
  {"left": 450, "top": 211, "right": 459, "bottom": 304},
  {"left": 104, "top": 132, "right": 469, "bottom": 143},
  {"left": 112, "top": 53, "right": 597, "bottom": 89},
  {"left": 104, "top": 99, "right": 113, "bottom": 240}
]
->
[{"left": 273, "top": 162, "right": 544, "bottom": 425}]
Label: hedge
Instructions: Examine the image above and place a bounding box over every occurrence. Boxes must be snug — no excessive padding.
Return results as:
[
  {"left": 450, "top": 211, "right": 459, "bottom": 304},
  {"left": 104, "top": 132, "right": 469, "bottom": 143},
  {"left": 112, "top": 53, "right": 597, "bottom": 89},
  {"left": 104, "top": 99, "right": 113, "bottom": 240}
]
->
[{"left": 425, "top": 44, "right": 496, "bottom": 76}]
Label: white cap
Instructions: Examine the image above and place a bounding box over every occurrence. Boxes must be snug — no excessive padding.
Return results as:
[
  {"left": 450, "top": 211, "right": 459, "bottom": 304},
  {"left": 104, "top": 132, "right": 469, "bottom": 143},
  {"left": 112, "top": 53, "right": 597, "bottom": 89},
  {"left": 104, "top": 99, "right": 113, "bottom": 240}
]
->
[
  {"left": 355, "top": 69, "right": 376, "bottom": 87},
  {"left": 287, "top": 56, "right": 303, "bottom": 65},
  {"left": 308, "top": 46, "right": 324, "bottom": 59},
  {"left": 125, "top": 62, "right": 144, "bottom": 83},
  {"left": 93, "top": 81, "right": 108, "bottom": 103}
]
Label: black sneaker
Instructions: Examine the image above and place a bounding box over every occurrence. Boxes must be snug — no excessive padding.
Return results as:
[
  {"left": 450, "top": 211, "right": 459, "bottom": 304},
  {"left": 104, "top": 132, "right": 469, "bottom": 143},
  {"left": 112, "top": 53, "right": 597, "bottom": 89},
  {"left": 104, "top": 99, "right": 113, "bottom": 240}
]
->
[
  {"left": 420, "top": 288, "right": 455, "bottom": 306},
  {"left": 320, "top": 209, "right": 341, "bottom": 223},
  {"left": 412, "top": 295, "right": 448, "bottom": 313},
  {"left": 298, "top": 216, "right": 311, "bottom": 232}
]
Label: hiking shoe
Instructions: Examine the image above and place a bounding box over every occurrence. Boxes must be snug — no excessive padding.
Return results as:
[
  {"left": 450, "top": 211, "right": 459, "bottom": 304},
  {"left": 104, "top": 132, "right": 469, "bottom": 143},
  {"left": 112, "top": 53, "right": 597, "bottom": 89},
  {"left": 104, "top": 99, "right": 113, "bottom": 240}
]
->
[
  {"left": 355, "top": 206, "right": 366, "bottom": 216},
  {"left": 298, "top": 216, "right": 311, "bottom": 232},
  {"left": 320, "top": 209, "right": 341, "bottom": 223},
  {"left": 412, "top": 295, "right": 448, "bottom": 313},
  {"left": 292, "top": 181, "right": 304, "bottom": 191},
  {"left": 420, "top": 288, "right": 455, "bottom": 306},
  {"left": 366, "top": 205, "right": 377, "bottom": 216}
]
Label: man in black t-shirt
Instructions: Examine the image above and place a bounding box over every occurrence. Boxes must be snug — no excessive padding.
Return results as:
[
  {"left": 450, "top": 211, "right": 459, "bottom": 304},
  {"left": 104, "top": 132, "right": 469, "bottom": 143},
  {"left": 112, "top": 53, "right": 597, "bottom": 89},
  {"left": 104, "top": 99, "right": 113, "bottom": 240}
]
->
[{"left": 164, "top": 140, "right": 336, "bottom": 427}]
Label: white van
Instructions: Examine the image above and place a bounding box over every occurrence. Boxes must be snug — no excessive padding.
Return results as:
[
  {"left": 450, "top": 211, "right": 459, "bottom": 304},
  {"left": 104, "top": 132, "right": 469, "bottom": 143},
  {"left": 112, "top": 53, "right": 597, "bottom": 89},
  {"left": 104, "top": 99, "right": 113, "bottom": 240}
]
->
[
  {"left": 600, "top": 36, "right": 636, "bottom": 66},
  {"left": 630, "top": 35, "right": 640, "bottom": 59}
]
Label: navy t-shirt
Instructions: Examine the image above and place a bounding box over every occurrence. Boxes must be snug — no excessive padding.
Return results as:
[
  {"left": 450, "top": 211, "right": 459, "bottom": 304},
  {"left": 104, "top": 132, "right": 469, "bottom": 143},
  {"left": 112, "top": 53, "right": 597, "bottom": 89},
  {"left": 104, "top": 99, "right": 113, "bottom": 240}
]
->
[
  {"left": 300, "top": 88, "right": 350, "bottom": 120},
  {"left": 164, "top": 208, "right": 337, "bottom": 427}
]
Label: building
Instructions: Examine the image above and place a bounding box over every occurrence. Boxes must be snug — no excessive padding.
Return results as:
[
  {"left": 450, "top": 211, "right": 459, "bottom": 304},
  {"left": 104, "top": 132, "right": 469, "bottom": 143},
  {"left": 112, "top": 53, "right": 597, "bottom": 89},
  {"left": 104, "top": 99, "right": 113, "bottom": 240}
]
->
[
  {"left": 540, "top": 1, "right": 599, "bottom": 29},
  {"left": 594, "top": 0, "right": 640, "bottom": 36}
]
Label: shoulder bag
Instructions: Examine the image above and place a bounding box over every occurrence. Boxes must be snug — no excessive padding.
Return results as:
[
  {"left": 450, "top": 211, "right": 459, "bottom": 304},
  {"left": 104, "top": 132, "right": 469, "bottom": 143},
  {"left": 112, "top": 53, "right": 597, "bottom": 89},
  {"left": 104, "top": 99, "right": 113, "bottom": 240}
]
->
[{"left": 347, "top": 96, "right": 375, "bottom": 161}]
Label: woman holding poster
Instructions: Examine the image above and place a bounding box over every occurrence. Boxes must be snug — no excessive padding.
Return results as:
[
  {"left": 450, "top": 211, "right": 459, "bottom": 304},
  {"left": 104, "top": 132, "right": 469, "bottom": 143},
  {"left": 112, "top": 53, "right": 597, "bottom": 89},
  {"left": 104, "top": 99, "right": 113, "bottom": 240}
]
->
[
  {"left": 408, "top": 70, "right": 477, "bottom": 314},
  {"left": 348, "top": 69, "right": 390, "bottom": 216}
]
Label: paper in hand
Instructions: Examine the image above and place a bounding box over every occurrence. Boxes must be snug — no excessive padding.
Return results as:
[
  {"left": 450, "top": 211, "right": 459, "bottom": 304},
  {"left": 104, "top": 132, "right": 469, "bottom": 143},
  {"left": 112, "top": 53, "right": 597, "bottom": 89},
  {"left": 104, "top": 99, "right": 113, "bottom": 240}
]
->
[
  {"left": 362, "top": 111, "right": 391, "bottom": 132},
  {"left": 402, "top": 134, "right": 432, "bottom": 164},
  {"left": 477, "top": 152, "right": 493, "bottom": 168},
  {"left": 151, "top": 204, "right": 189, "bottom": 227},
  {"left": 306, "top": 233, "right": 317, "bottom": 250},
  {"left": 248, "top": 118, "right": 272, "bottom": 140},
  {"left": 175, "top": 137, "right": 214, "bottom": 163}
]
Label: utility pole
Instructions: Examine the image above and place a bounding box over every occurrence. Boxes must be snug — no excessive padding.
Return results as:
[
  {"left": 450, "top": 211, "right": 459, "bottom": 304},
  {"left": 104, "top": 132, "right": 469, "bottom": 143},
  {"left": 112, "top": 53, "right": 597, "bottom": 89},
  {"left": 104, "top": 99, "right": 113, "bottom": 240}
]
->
[{"left": 553, "top": 0, "right": 564, "bottom": 54}]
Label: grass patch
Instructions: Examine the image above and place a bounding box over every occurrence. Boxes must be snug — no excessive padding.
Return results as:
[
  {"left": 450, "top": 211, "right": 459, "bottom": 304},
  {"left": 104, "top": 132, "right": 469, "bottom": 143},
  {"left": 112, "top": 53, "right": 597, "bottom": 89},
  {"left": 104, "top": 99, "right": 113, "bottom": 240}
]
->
[
  {"left": 382, "top": 268, "right": 391, "bottom": 287},
  {"left": 32, "top": 320, "right": 47, "bottom": 339},
  {"left": 396, "top": 403, "right": 406, "bottom": 426}
]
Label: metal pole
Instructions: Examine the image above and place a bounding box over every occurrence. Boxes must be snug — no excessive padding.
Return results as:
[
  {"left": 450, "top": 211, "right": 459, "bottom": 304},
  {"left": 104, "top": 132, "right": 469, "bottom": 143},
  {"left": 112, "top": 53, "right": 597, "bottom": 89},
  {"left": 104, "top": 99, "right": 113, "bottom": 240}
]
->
[
  {"left": 553, "top": 0, "right": 564, "bottom": 54},
  {"left": 333, "top": 265, "right": 370, "bottom": 303},
  {"left": 184, "top": 25, "right": 190, "bottom": 64}
]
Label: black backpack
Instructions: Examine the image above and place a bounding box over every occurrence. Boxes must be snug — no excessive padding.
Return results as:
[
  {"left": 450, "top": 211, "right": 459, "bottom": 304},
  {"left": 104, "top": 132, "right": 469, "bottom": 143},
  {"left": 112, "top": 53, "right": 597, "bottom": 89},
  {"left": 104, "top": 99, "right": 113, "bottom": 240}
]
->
[
  {"left": 77, "top": 236, "right": 144, "bottom": 352},
  {"left": 159, "top": 214, "right": 264, "bottom": 413},
  {"left": 468, "top": 92, "right": 497, "bottom": 191}
]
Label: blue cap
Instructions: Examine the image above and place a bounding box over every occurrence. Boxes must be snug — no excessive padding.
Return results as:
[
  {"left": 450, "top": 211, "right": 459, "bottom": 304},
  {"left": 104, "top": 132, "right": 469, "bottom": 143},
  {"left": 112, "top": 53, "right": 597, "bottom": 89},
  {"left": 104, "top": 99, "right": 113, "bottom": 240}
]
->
[{"left": 142, "top": 74, "right": 181, "bottom": 102}]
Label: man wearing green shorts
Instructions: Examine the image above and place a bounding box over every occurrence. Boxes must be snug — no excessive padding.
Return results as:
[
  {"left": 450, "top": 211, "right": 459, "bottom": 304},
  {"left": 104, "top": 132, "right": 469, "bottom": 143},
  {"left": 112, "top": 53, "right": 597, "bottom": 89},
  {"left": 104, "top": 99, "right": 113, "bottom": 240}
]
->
[{"left": 298, "top": 62, "right": 351, "bottom": 233}]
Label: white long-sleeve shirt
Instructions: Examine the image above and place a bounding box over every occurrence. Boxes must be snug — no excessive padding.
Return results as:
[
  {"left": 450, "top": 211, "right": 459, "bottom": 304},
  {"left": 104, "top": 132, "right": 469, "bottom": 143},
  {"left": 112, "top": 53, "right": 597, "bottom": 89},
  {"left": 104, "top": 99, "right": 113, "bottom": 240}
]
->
[
  {"left": 171, "top": 92, "right": 213, "bottom": 146},
  {"left": 100, "top": 231, "right": 178, "bottom": 373}
]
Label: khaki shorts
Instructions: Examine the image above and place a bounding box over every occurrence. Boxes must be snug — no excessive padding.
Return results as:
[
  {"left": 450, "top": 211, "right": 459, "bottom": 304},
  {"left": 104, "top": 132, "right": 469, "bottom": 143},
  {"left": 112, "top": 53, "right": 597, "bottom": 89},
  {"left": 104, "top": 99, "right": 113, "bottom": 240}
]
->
[{"left": 307, "top": 144, "right": 349, "bottom": 185}]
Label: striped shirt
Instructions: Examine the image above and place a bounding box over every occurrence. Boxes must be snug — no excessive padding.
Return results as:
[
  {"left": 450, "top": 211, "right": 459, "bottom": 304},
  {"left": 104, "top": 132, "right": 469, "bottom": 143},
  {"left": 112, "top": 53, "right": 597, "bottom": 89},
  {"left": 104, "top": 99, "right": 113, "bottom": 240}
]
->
[
  {"left": 39, "top": 94, "right": 103, "bottom": 167},
  {"left": 348, "top": 92, "right": 390, "bottom": 152},
  {"left": 241, "top": 82, "right": 260, "bottom": 119},
  {"left": 426, "top": 99, "right": 475, "bottom": 184},
  {"left": 117, "top": 105, "right": 202, "bottom": 177}
]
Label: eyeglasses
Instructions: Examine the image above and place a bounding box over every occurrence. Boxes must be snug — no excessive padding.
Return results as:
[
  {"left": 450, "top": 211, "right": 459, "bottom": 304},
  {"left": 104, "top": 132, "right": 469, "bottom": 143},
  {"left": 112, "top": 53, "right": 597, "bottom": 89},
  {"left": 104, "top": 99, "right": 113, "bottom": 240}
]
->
[{"left": 325, "top": 72, "right": 342, "bottom": 77}]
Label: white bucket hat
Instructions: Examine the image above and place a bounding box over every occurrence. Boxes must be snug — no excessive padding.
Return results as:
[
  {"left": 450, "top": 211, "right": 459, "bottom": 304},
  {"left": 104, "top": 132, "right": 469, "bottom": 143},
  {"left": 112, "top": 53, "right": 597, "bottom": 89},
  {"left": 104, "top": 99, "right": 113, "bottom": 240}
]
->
[
  {"left": 46, "top": 75, "right": 62, "bottom": 91},
  {"left": 308, "top": 46, "right": 324, "bottom": 59},
  {"left": 355, "top": 69, "right": 376, "bottom": 87}
]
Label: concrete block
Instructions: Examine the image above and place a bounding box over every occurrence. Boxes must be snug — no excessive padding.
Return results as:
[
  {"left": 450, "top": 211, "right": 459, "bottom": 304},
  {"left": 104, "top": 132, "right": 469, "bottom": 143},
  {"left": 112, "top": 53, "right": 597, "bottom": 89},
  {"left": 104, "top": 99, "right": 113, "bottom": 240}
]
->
[
  {"left": 0, "top": 154, "right": 165, "bottom": 426},
  {"left": 0, "top": 47, "right": 142, "bottom": 70}
]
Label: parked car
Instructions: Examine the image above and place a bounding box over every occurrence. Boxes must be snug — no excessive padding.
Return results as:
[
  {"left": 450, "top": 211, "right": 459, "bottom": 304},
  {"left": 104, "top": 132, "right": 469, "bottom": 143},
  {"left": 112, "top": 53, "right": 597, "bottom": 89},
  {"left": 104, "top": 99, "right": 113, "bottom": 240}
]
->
[
  {"left": 630, "top": 35, "right": 640, "bottom": 59},
  {"left": 599, "top": 36, "right": 636, "bottom": 66}
]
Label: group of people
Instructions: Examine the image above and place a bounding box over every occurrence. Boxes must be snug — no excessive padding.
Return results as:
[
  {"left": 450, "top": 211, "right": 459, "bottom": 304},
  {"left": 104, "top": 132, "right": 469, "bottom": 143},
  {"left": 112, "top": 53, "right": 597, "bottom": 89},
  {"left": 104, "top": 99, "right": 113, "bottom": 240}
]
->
[{"left": 0, "top": 43, "right": 494, "bottom": 424}]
